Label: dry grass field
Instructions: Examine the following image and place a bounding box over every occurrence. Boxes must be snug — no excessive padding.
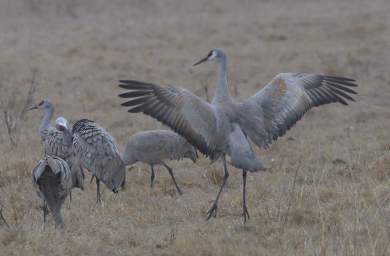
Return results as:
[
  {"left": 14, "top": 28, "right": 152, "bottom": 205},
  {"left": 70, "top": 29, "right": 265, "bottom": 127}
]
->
[{"left": 0, "top": 0, "right": 390, "bottom": 255}]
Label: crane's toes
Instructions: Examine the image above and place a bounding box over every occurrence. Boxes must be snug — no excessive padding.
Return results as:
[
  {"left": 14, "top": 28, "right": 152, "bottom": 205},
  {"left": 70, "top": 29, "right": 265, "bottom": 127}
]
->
[
  {"left": 243, "top": 205, "right": 250, "bottom": 223},
  {"left": 206, "top": 203, "right": 218, "bottom": 221},
  {"left": 176, "top": 187, "right": 183, "bottom": 195}
]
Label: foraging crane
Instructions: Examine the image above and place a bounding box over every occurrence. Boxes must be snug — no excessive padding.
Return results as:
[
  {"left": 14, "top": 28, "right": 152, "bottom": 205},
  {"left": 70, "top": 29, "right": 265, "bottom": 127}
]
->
[
  {"left": 72, "top": 119, "right": 126, "bottom": 202},
  {"left": 118, "top": 48, "right": 358, "bottom": 222},
  {"left": 122, "top": 130, "right": 198, "bottom": 194},
  {"left": 32, "top": 155, "right": 73, "bottom": 228}
]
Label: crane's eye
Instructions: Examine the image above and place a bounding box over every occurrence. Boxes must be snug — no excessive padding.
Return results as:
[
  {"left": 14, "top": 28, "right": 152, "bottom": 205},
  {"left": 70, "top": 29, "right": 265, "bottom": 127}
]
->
[{"left": 207, "top": 51, "right": 213, "bottom": 57}]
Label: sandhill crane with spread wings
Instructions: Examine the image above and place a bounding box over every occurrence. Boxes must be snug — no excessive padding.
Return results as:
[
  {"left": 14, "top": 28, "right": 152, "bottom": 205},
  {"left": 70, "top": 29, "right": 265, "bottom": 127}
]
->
[
  {"left": 118, "top": 48, "right": 358, "bottom": 222},
  {"left": 122, "top": 130, "right": 198, "bottom": 194}
]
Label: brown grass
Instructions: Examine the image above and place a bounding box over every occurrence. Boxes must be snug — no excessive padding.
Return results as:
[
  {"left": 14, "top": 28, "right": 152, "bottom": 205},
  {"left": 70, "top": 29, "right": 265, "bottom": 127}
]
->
[{"left": 1, "top": 0, "right": 390, "bottom": 255}]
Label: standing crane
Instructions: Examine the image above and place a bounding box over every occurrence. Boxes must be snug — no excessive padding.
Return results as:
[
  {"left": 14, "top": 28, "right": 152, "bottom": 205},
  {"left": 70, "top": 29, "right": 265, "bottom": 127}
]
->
[
  {"left": 29, "top": 101, "right": 84, "bottom": 190},
  {"left": 32, "top": 155, "right": 73, "bottom": 228},
  {"left": 118, "top": 48, "right": 358, "bottom": 222},
  {"left": 122, "top": 130, "right": 198, "bottom": 194},
  {"left": 30, "top": 100, "right": 125, "bottom": 204},
  {"left": 29, "top": 101, "right": 84, "bottom": 226},
  {"left": 72, "top": 119, "right": 126, "bottom": 203}
]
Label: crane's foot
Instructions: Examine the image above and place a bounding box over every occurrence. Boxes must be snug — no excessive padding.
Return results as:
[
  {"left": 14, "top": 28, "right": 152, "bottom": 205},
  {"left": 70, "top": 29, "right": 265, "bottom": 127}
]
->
[
  {"left": 206, "top": 202, "right": 218, "bottom": 220},
  {"left": 176, "top": 186, "right": 183, "bottom": 195},
  {"left": 243, "top": 204, "right": 250, "bottom": 223}
]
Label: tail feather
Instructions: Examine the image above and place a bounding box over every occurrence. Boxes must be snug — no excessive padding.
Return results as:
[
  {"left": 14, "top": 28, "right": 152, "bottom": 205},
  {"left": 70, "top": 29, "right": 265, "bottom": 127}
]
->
[{"left": 32, "top": 156, "right": 72, "bottom": 228}]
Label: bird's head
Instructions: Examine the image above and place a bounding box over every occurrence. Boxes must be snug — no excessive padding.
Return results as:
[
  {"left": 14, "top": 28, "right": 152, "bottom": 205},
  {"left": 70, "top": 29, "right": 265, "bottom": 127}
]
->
[
  {"left": 55, "top": 116, "right": 69, "bottom": 131},
  {"left": 29, "top": 99, "right": 52, "bottom": 111},
  {"left": 193, "top": 49, "right": 225, "bottom": 66}
]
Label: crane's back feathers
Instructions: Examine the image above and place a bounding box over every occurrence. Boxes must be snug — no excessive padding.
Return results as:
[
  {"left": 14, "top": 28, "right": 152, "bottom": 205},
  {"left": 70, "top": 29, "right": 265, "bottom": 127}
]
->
[
  {"left": 122, "top": 130, "right": 198, "bottom": 165},
  {"left": 72, "top": 119, "right": 125, "bottom": 192},
  {"left": 32, "top": 156, "right": 72, "bottom": 228}
]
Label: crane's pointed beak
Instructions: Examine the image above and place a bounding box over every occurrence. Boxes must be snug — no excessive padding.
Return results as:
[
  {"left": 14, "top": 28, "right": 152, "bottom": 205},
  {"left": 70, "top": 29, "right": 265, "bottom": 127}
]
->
[
  {"left": 28, "top": 105, "right": 38, "bottom": 111},
  {"left": 193, "top": 56, "right": 209, "bottom": 66}
]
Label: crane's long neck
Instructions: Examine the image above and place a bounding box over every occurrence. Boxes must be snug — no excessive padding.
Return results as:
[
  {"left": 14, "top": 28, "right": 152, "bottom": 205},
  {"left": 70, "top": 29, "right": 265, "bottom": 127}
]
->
[
  {"left": 39, "top": 106, "right": 54, "bottom": 140},
  {"left": 212, "top": 55, "right": 232, "bottom": 104}
]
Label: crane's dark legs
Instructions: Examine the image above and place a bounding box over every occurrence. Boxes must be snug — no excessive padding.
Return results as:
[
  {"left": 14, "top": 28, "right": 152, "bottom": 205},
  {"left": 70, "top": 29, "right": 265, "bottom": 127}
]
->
[
  {"left": 0, "top": 207, "right": 9, "bottom": 228},
  {"left": 96, "top": 177, "right": 101, "bottom": 203},
  {"left": 150, "top": 165, "right": 155, "bottom": 188},
  {"left": 161, "top": 161, "right": 182, "bottom": 195},
  {"left": 207, "top": 155, "right": 229, "bottom": 220},
  {"left": 242, "top": 170, "right": 250, "bottom": 223},
  {"left": 42, "top": 201, "right": 49, "bottom": 223}
]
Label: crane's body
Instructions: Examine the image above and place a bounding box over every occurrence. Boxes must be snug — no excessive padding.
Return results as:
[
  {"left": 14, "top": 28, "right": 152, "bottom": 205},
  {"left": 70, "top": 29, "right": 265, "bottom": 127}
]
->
[
  {"left": 30, "top": 100, "right": 125, "bottom": 206},
  {"left": 32, "top": 155, "right": 73, "bottom": 228},
  {"left": 72, "top": 119, "right": 126, "bottom": 202},
  {"left": 119, "top": 48, "right": 358, "bottom": 222},
  {"left": 30, "top": 101, "right": 84, "bottom": 190},
  {"left": 122, "top": 130, "right": 197, "bottom": 194},
  {"left": 122, "top": 130, "right": 197, "bottom": 165}
]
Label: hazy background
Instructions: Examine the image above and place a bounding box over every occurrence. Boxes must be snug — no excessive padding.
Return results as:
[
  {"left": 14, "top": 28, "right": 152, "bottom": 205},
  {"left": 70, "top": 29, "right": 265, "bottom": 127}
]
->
[{"left": 0, "top": 0, "right": 390, "bottom": 255}]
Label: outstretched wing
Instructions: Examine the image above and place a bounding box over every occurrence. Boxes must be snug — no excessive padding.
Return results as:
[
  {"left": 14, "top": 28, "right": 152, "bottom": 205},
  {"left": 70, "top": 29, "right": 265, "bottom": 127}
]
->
[
  {"left": 118, "top": 80, "right": 218, "bottom": 158},
  {"left": 237, "top": 73, "right": 358, "bottom": 149},
  {"left": 72, "top": 119, "right": 125, "bottom": 192}
]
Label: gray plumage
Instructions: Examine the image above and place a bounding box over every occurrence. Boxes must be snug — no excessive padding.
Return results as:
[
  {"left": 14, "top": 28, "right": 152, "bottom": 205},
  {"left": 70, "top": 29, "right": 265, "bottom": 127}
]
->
[
  {"left": 32, "top": 155, "right": 73, "bottom": 228},
  {"left": 118, "top": 48, "right": 358, "bottom": 222},
  {"left": 72, "top": 119, "right": 126, "bottom": 202},
  {"left": 122, "top": 130, "right": 198, "bottom": 194},
  {"left": 29, "top": 100, "right": 84, "bottom": 191}
]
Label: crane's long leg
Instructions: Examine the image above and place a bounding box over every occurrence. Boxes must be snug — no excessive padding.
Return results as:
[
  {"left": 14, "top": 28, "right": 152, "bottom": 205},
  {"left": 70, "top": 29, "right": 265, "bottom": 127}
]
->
[
  {"left": 150, "top": 164, "right": 155, "bottom": 188},
  {"left": 207, "top": 155, "right": 229, "bottom": 220},
  {"left": 161, "top": 161, "right": 182, "bottom": 195},
  {"left": 0, "top": 208, "right": 9, "bottom": 228},
  {"left": 96, "top": 177, "right": 101, "bottom": 204},
  {"left": 242, "top": 170, "right": 250, "bottom": 223},
  {"left": 42, "top": 200, "right": 49, "bottom": 224}
]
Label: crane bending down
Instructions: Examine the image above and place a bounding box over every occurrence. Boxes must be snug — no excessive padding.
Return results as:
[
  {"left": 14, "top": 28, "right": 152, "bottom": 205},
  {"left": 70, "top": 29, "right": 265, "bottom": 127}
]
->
[
  {"left": 122, "top": 130, "right": 198, "bottom": 194},
  {"left": 72, "top": 119, "right": 126, "bottom": 202},
  {"left": 32, "top": 155, "right": 73, "bottom": 228},
  {"left": 118, "top": 49, "right": 358, "bottom": 222}
]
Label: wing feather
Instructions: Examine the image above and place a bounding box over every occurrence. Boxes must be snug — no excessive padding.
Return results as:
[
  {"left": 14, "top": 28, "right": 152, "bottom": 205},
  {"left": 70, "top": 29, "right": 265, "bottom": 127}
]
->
[
  {"left": 72, "top": 119, "right": 125, "bottom": 192},
  {"left": 119, "top": 80, "right": 218, "bottom": 158},
  {"left": 237, "top": 73, "right": 358, "bottom": 149}
]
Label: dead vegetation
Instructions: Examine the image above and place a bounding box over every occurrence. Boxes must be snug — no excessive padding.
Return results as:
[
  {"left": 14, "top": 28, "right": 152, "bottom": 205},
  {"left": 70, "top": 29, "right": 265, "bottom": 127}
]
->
[{"left": 0, "top": 0, "right": 390, "bottom": 255}]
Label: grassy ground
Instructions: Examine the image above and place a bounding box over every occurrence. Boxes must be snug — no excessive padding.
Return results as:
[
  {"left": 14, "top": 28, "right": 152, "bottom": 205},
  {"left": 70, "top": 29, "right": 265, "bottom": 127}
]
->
[{"left": 1, "top": 0, "right": 390, "bottom": 255}]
